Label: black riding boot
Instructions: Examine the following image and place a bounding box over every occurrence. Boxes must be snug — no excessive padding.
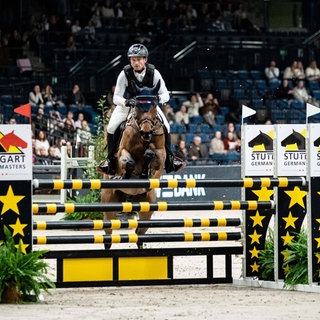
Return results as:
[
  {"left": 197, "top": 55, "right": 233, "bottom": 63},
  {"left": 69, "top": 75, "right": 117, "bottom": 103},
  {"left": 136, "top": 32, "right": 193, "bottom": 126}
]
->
[
  {"left": 164, "top": 130, "right": 186, "bottom": 173},
  {"left": 98, "top": 133, "right": 117, "bottom": 175}
]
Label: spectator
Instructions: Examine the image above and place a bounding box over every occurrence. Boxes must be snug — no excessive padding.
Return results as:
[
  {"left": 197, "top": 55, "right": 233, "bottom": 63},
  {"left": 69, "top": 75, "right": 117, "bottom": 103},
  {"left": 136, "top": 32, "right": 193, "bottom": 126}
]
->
[
  {"left": 163, "top": 104, "right": 176, "bottom": 124},
  {"left": 274, "top": 79, "right": 294, "bottom": 100},
  {"left": 265, "top": 60, "right": 280, "bottom": 83},
  {"left": 65, "top": 35, "right": 77, "bottom": 60},
  {"left": 48, "top": 146, "right": 60, "bottom": 163},
  {"left": 62, "top": 118, "right": 76, "bottom": 142},
  {"left": 223, "top": 131, "right": 241, "bottom": 153},
  {"left": 63, "top": 111, "right": 76, "bottom": 127},
  {"left": 7, "top": 117, "right": 17, "bottom": 124},
  {"left": 29, "top": 84, "right": 44, "bottom": 107},
  {"left": 79, "top": 120, "right": 92, "bottom": 144},
  {"left": 174, "top": 139, "right": 188, "bottom": 161},
  {"left": 34, "top": 146, "right": 52, "bottom": 165},
  {"left": 223, "top": 122, "right": 240, "bottom": 141},
  {"left": 292, "top": 79, "right": 312, "bottom": 104},
  {"left": 209, "top": 131, "right": 226, "bottom": 156},
  {"left": 71, "top": 19, "right": 82, "bottom": 35},
  {"left": 295, "top": 61, "right": 305, "bottom": 80},
  {"left": 188, "top": 135, "right": 208, "bottom": 164},
  {"left": 35, "top": 130, "right": 50, "bottom": 156},
  {"left": 48, "top": 107, "right": 63, "bottom": 139},
  {"left": 68, "top": 84, "right": 85, "bottom": 106},
  {"left": 184, "top": 93, "right": 204, "bottom": 119},
  {"left": 77, "top": 120, "right": 92, "bottom": 156},
  {"left": 75, "top": 112, "right": 85, "bottom": 131},
  {"left": 283, "top": 60, "right": 298, "bottom": 81},
  {"left": 32, "top": 106, "right": 48, "bottom": 135},
  {"left": 175, "top": 103, "right": 189, "bottom": 126},
  {"left": 202, "top": 93, "right": 219, "bottom": 127},
  {"left": 43, "top": 84, "right": 64, "bottom": 107},
  {"left": 305, "top": 60, "right": 320, "bottom": 82}
]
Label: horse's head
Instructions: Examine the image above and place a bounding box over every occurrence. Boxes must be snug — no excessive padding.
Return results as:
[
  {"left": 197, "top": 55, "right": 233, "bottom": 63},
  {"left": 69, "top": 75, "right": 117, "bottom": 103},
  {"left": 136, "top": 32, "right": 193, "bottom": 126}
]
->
[
  {"left": 132, "top": 81, "right": 161, "bottom": 142},
  {"left": 135, "top": 99, "right": 157, "bottom": 142}
]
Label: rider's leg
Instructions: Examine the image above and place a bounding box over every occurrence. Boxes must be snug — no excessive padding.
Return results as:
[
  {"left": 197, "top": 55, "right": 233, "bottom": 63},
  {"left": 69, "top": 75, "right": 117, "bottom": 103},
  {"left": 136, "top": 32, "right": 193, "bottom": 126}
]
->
[
  {"left": 164, "top": 127, "right": 186, "bottom": 173},
  {"left": 98, "top": 106, "right": 128, "bottom": 174}
]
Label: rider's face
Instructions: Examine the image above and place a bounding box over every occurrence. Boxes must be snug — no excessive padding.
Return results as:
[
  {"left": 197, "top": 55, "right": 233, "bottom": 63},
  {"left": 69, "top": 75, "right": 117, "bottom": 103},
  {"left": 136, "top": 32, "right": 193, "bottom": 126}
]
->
[{"left": 130, "top": 57, "right": 147, "bottom": 72}]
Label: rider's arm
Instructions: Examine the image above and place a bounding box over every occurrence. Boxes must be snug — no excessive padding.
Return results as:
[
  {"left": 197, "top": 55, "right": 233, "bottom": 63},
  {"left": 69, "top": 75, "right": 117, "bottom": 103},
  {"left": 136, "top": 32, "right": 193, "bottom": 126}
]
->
[
  {"left": 113, "top": 71, "right": 128, "bottom": 107},
  {"left": 153, "top": 70, "right": 170, "bottom": 104}
]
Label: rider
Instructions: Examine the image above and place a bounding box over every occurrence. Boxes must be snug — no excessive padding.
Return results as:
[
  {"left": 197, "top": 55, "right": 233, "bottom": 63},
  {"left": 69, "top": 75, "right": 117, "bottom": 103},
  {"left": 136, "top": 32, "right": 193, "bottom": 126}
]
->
[{"left": 98, "top": 43, "right": 186, "bottom": 175}]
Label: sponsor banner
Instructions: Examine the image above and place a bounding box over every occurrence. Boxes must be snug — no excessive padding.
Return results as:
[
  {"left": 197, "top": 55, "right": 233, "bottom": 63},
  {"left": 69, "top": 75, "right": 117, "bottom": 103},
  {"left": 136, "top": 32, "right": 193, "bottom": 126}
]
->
[
  {"left": 156, "top": 165, "right": 241, "bottom": 201},
  {"left": 0, "top": 125, "right": 32, "bottom": 180},
  {"left": 309, "top": 124, "right": 320, "bottom": 177},
  {"left": 244, "top": 125, "right": 274, "bottom": 176},
  {"left": 276, "top": 124, "right": 306, "bottom": 176}
]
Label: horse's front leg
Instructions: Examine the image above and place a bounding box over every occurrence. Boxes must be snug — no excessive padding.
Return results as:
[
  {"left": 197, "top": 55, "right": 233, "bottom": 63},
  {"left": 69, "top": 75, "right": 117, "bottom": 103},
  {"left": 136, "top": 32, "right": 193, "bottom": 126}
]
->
[
  {"left": 118, "top": 149, "right": 135, "bottom": 179},
  {"left": 140, "top": 149, "right": 155, "bottom": 179}
]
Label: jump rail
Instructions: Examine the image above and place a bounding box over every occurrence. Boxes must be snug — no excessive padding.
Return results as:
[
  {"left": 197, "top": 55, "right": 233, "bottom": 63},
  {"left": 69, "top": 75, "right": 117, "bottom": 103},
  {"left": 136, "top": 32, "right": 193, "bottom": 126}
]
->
[
  {"left": 33, "top": 231, "right": 243, "bottom": 245},
  {"left": 33, "top": 218, "right": 242, "bottom": 230},
  {"left": 32, "top": 200, "right": 275, "bottom": 214},
  {"left": 32, "top": 177, "right": 307, "bottom": 190}
]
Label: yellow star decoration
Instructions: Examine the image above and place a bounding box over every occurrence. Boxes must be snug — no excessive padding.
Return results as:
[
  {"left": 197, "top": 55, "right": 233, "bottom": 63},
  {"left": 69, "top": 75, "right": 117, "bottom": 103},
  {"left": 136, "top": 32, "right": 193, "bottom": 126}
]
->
[
  {"left": 250, "top": 211, "right": 265, "bottom": 227},
  {"left": 281, "top": 231, "right": 295, "bottom": 246},
  {"left": 249, "top": 230, "right": 262, "bottom": 244},
  {"left": 316, "top": 218, "right": 320, "bottom": 231},
  {"left": 282, "top": 211, "right": 298, "bottom": 229},
  {"left": 249, "top": 246, "right": 260, "bottom": 258},
  {"left": 315, "top": 237, "right": 320, "bottom": 249},
  {"left": 283, "top": 264, "right": 290, "bottom": 273},
  {"left": 251, "top": 187, "right": 274, "bottom": 201},
  {"left": 284, "top": 186, "right": 307, "bottom": 209},
  {"left": 315, "top": 253, "right": 320, "bottom": 264},
  {"left": 9, "top": 218, "right": 27, "bottom": 236},
  {"left": 14, "top": 238, "right": 29, "bottom": 254},
  {"left": 0, "top": 185, "right": 25, "bottom": 215},
  {"left": 250, "top": 261, "right": 260, "bottom": 272},
  {"left": 282, "top": 251, "right": 290, "bottom": 261}
]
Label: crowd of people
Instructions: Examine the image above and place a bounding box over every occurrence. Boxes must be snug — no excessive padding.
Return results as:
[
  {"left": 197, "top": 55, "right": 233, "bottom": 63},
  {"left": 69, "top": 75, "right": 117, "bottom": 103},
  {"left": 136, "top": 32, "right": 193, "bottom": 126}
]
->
[{"left": 19, "top": 82, "right": 93, "bottom": 165}]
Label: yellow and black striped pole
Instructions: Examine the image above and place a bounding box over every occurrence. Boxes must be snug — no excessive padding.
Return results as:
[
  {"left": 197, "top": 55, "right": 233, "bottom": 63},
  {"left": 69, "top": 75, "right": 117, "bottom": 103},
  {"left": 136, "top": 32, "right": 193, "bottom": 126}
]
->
[
  {"left": 32, "top": 177, "right": 307, "bottom": 190},
  {"left": 33, "top": 231, "right": 242, "bottom": 245},
  {"left": 33, "top": 217, "right": 242, "bottom": 230},
  {"left": 32, "top": 200, "right": 275, "bottom": 214}
]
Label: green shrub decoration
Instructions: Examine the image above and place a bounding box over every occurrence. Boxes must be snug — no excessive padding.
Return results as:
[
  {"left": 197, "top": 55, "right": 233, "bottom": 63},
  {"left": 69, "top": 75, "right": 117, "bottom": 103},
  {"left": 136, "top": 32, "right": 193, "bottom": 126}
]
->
[
  {"left": 259, "top": 228, "right": 319, "bottom": 288},
  {"left": 0, "top": 226, "right": 55, "bottom": 303}
]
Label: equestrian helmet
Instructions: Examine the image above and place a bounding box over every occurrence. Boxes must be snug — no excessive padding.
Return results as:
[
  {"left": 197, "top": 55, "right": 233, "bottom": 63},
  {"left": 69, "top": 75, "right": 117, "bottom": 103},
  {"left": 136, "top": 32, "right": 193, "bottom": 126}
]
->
[{"left": 127, "top": 44, "right": 148, "bottom": 58}]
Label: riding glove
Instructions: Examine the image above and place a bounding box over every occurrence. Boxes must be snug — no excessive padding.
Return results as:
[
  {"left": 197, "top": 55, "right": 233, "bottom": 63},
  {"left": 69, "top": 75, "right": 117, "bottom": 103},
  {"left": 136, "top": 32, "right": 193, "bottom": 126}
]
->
[{"left": 125, "top": 98, "right": 136, "bottom": 107}]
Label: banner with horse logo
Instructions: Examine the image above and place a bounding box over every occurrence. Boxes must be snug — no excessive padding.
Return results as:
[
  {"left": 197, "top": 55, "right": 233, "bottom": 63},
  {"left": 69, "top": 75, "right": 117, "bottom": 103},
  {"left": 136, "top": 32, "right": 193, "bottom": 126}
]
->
[
  {"left": 0, "top": 125, "right": 32, "bottom": 180},
  {"left": 243, "top": 125, "right": 274, "bottom": 176},
  {"left": 275, "top": 124, "right": 306, "bottom": 177}
]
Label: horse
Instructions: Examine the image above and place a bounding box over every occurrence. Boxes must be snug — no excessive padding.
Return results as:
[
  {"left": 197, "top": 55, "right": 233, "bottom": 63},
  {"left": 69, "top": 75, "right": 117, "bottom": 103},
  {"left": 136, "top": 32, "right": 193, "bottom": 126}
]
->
[
  {"left": 101, "top": 82, "right": 166, "bottom": 249},
  {"left": 248, "top": 130, "right": 273, "bottom": 151},
  {"left": 281, "top": 129, "right": 305, "bottom": 150}
]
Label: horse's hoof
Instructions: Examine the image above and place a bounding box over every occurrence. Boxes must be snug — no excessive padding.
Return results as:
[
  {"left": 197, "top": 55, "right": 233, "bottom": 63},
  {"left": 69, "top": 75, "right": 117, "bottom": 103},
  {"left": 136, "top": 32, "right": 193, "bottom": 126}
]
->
[{"left": 144, "top": 149, "right": 155, "bottom": 160}]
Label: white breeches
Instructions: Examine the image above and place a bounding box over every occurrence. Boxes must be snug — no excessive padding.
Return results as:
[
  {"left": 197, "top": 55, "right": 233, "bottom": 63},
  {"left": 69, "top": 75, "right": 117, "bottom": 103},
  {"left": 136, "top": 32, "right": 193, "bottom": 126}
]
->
[{"left": 107, "top": 105, "right": 170, "bottom": 134}]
